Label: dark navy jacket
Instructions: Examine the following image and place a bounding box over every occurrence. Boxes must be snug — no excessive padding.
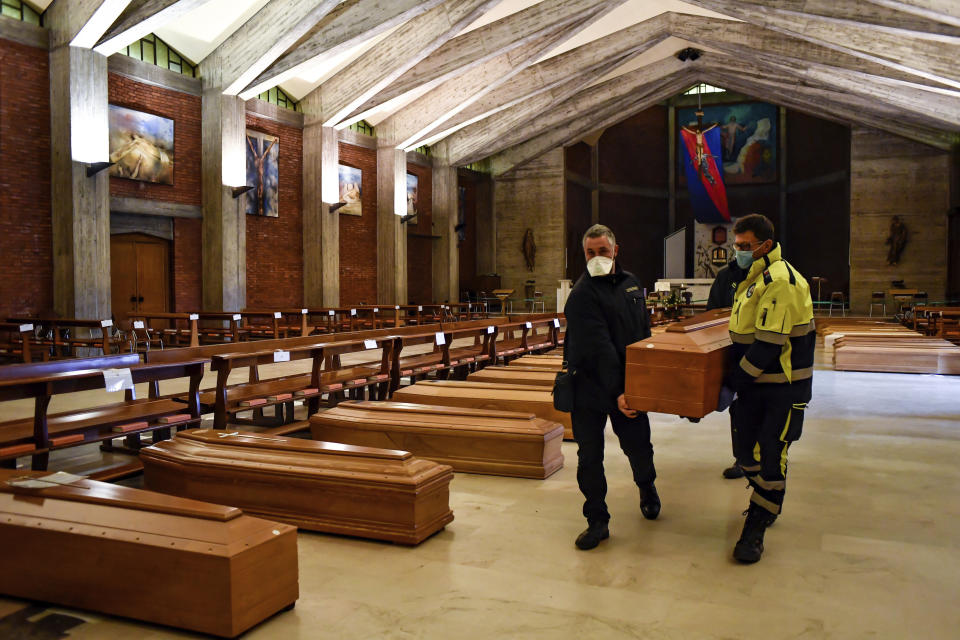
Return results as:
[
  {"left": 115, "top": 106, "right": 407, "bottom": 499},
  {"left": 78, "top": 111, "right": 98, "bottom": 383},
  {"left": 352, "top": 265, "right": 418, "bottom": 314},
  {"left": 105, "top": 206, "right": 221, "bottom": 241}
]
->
[{"left": 563, "top": 262, "right": 650, "bottom": 413}]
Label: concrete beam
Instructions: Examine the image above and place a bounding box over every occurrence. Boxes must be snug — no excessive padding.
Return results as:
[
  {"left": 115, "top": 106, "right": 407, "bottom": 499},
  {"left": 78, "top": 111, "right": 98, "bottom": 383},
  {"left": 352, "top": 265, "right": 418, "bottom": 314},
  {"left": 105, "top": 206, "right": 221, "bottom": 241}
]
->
[
  {"left": 867, "top": 0, "right": 960, "bottom": 28},
  {"left": 95, "top": 0, "right": 217, "bottom": 55},
  {"left": 457, "top": 56, "right": 690, "bottom": 166},
  {"left": 199, "top": 0, "right": 342, "bottom": 95},
  {"left": 378, "top": 11, "right": 602, "bottom": 150},
  {"left": 490, "top": 72, "right": 695, "bottom": 176},
  {"left": 683, "top": 0, "right": 960, "bottom": 88},
  {"left": 241, "top": 0, "right": 446, "bottom": 101},
  {"left": 46, "top": 0, "right": 131, "bottom": 49},
  {"left": 313, "top": 0, "right": 502, "bottom": 128},
  {"left": 423, "top": 13, "right": 671, "bottom": 143},
  {"left": 377, "top": 144, "right": 408, "bottom": 304},
  {"left": 346, "top": 0, "right": 626, "bottom": 124}
]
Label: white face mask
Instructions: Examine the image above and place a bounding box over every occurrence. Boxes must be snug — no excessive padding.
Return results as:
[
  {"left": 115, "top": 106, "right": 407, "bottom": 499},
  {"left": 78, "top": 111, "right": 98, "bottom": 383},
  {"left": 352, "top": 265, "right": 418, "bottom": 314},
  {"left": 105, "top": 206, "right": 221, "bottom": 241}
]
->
[{"left": 586, "top": 256, "right": 614, "bottom": 277}]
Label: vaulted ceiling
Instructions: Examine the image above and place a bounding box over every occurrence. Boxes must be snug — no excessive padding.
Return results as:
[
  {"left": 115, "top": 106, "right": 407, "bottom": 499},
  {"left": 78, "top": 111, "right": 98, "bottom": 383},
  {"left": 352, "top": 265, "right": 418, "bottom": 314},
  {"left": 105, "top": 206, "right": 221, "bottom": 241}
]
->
[{"left": 34, "top": 0, "right": 960, "bottom": 174}]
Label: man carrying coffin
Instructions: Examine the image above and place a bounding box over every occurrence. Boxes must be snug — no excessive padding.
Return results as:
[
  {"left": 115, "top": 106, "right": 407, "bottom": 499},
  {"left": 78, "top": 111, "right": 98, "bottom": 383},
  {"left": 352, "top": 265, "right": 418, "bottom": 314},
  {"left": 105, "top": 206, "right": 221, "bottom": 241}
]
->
[
  {"left": 725, "top": 214, "right": 815, "bottom": 563},
  {"left": 564, "top": 224, "right": 659, "bottom": 551}
]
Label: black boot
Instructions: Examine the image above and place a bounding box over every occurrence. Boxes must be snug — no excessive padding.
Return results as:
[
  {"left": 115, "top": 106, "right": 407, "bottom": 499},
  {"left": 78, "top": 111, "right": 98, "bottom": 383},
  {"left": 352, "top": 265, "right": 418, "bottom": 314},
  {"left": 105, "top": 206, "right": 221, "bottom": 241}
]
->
[
  {"left": 722, "top": 462, "right": 744, "bottom": 479},
  {"left": 639, "top": 483, "right": 661, "bottom": 520},
  {"left": 733, "top": 504, "right": 777, "bottom": 563},
  {"left": 575, "top": 521, "right": 609, "bottom": 550}
]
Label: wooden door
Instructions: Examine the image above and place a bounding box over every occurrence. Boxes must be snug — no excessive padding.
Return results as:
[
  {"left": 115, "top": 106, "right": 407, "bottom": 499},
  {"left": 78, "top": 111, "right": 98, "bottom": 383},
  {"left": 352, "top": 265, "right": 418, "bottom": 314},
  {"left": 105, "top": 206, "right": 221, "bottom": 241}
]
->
[{"left": 110, "top": 234, "right": 170, "bottom": 317}]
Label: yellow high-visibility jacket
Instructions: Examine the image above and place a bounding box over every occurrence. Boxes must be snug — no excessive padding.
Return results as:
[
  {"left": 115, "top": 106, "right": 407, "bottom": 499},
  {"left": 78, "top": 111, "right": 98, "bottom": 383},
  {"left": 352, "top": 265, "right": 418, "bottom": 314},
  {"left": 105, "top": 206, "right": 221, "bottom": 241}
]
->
[{"left": 729, "top": 243, "right": 815, "bottom": 386}]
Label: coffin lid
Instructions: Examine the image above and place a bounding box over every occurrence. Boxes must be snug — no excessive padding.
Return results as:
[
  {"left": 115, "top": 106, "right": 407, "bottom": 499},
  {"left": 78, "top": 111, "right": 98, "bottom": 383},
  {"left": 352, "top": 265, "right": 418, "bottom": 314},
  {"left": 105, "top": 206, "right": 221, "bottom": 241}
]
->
[
  {"left": 416, "top": 380, "right": 553, "bottom": 393},
  {"left": 0, "top": 469, "right": 240, "bottom": 521},
  {"left": 628, "top": 309, "right": 731, "bottom": 354},
  {"left": 337, "top": 400, "right": 537, "bottom": 420}
]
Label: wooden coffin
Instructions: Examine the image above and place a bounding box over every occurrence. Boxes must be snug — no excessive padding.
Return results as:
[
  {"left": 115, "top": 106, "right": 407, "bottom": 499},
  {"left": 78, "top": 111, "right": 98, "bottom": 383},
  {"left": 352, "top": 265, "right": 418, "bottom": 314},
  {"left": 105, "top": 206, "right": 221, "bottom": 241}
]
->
[
  {"left": 0, "top": 468, "right": 297, "bottom": 638},
  {"left": 467, "top": 366, "right": 557, "bottom": 387},
  {"left": 310, "top": 401, "right": 564, "bottom": 479},
  {"left": 508, "top": 356, "right": 563, "bottom": 370},
  {"left": 834, "top": 341, "right": 960, "bottom": 374},
  {"left": 624, "top": 309, "right": 731, "bottom": 418},
  {"left": 393, "top": 380, "right": 573, "bottom": 439},
  {"left": 141, "top": 428, "right": 453, "bottom": 545}
]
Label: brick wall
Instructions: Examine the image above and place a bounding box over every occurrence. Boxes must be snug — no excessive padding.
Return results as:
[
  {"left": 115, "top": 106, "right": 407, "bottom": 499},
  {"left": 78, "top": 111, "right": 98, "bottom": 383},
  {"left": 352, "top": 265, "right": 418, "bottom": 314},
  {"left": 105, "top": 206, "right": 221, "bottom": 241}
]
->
[
  {"left": 0, "top": 38, "right": 52, "bottom": 317},
  {"left": 107, "top": 73, "right": 201, "bottom": 206},
  {"left": 106, "top": 73, "right": 202, "bottom": 311},
  {"left": 245, "top": 113, "right": 303, "bottom": 308},
  {"left": 406, "top": 160, "right": 432, "bottom": 304},
  {"left": 339, "top": 142, "right": 378, "bottom": 305}
]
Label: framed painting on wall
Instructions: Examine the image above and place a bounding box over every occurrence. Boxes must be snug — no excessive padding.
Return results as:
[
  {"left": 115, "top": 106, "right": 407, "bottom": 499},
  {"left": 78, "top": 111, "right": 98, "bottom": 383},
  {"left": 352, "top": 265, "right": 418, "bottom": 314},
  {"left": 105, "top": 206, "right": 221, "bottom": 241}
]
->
[
  {"left": 406, "top": 173, "right": 419, "bottom": 225},
  {"left": 108, "top": 105, "right": 174, "bottom": 185},
  {"left": 338, "top": 164, "right": 362, "bottom": 216},
  {"left": 678, "top": 101, "right": 777, "bottom": 185},
  {"left": 245, "top": 131, "right": 279, "bottom": 217}
]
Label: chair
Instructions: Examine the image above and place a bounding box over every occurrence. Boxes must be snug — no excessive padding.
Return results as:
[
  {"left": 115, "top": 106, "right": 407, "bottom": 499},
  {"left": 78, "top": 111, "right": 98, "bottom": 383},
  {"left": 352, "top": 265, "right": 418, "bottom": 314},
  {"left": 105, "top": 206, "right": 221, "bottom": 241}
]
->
[
  {"left": 869, "top": 291, "right": 886, "bottom": 317},
  {"left": 530, "top": 291, "right": 545, "bottom": 313},
  {"left": 915, "top": 291, "right": 928, "bottom": 306},
  {"left": 828, "top": 291, "right": 846, "bottom": 317}
]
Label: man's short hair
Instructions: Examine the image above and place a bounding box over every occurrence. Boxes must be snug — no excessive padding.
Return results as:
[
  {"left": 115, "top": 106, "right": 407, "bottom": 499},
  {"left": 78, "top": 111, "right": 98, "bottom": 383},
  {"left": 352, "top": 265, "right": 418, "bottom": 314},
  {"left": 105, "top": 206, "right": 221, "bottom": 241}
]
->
[
  {"left": 733, "top": 214, "right": 775, "bottom": 242},
  {"left": 582, "top": 224, "right": 616, "bottom": 249}
]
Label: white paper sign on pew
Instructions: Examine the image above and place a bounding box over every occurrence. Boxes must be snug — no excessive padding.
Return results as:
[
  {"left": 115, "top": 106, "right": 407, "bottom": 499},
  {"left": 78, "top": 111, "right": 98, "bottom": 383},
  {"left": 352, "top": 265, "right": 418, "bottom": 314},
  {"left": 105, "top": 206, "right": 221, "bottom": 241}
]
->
[
  {"left": 329, "top": 310, "right": 335, "bottom": 316},
  {"left": 232, "top": 314, "right": 241, "bottom": 321},
  {"left": 435, "top": 332, "right": 446, "bottom": 346},
  {"left": 525, "top": 322, "right": 532, "bottom": 329},
  {"left": 103, "top": 368, "right": 134, "bottom": 392},
  {"left": 301, "top": 309, "right": 308, "bottom": 314},
  {"left": 273, "top": 350, "right": 291, "bottom": 363},
  {"left": 274, "top": 312, "right": 282, "bottom": 319},
  {"left": 100, "top": 319, "right": 113, "bottom": 328},
  {"left": 364, "top": 339, "right": 378, "bottom": 350},
  {"left": 133, "top": 321, "right": 145, "bottom": 330},
  {"left": 350, "top": 309, "right": 357, "bottom": 316},
  {"left": 553, "top": 319, "right": 560, "bottom": 328},
  {"left": 19, "top": 324, "right": 33, "bottom": 333},
  {"left": 487, "top": 326, "right": 495, "bottom": 334},
  {"left": 189, "top": 313, "right": 199, "bottom": 320}
]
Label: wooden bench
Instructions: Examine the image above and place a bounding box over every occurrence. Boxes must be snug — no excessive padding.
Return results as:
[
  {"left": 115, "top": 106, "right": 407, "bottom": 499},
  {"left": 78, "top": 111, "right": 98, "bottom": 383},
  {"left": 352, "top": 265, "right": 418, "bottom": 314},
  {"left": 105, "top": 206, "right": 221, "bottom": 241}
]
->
[
  {"left": 392, "top": 379, "right": 573, "bottom": 439},
  {"left": 7, "top": 316, "right": 121, "bottom": 358},
  {"left": 0, "top": 353, "right": 204, "bottom": 470},
  {"left": 443, "top": 321, "right": 498, "bottom": 376},
  {"left": 240, "top": 309, "right": 312, "bottom": 339},
  {"left": 833, "top": 335, "right": 960, "bottom": 374},
  {"left": 310, "top": 401, "right": 564, "bottom": 479},
  {"left": 0, "top": 321, "right": 39, "bottom": 363},
  {"left": 141, "top": 428, "right": 454, "bottom": 544},
  {"left": 0, "top": 468, "right": 298, "bottom": 637},
  {"left": 127, "top": 311, "right": 200, "bottom": 349}
]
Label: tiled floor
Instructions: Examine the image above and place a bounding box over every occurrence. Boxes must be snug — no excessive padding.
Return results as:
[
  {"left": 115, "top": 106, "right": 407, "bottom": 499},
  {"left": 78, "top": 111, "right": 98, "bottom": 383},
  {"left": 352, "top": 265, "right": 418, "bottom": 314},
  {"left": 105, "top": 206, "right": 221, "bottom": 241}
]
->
[{"left": 1, "top": 345, "right": 959, "bottom": 639}]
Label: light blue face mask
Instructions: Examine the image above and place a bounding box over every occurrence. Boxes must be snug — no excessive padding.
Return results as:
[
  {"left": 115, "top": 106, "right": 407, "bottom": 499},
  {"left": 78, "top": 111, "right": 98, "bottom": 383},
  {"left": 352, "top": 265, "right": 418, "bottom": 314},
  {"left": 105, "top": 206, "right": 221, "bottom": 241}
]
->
[{"left": 735, "top": 250, "right": 755, "bottom": 269}]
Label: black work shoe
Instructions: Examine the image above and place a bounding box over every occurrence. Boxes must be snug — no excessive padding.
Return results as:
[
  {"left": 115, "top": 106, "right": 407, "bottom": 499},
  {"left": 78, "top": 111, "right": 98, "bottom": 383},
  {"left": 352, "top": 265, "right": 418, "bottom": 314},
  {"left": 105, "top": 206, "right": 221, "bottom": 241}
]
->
[
  {"left": 639, "top": 483, "right": 661, "bottom": 520},
  {"left": 575, "top": 521, "right": 609, "bottom": 550},
  {"left": 723, "top": 463, "right": 745, "bottom": 479},
  {"left": 733, "top": 504, "right": 777, "bottom": 564}
]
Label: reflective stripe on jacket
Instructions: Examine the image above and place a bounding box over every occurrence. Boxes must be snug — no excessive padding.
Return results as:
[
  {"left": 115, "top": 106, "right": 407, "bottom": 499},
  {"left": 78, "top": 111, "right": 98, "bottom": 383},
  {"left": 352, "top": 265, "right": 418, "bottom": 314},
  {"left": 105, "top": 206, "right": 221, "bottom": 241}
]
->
[{"left": 729, "top": 243, "right": 815, "bottom": 385}]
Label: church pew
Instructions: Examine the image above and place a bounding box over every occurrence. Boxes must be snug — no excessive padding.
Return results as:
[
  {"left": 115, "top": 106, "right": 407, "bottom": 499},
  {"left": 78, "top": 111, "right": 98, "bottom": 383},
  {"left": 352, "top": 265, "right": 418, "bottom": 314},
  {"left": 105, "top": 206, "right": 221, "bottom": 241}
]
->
[
  {"left": 311, "top": 401, "right": 564, "bottom": 479},
  {"left": 390, "top": 328, "right": 452, "bottom": 391},
  {"left": 0, "top": 468, "right": 297, "bottom": 637},
  {"left": 127, "top": 311, "right": 199, "bottom": 348},
  {"left": 194, "top": 312, "right": 249, "bottom": 344},
  {"left": 444, "top": 322, "right": 497, "bottom": 376},
  {"left": 392, "top": 379, "right": 573, "bottom": 439},
  {"left": 0, "top": 353, "right": 204, "bottom": 470},
  {"left": 490, "top": 321, "right": 529, "bottom": 364},
  {"left": 240, "top": 309, "right": 312, "bottom": 339},
  {"left": 0, "top": 321, "right": 38, "bottom": 363},
  {"left": 7, "top": 316, "right": 119, "bottom": 358},
  {"left": 467, "top": 365, "right": 556, "bottom": 387},
  {"left": 141, "top": 428, "right": 454, "bottom": 544}
]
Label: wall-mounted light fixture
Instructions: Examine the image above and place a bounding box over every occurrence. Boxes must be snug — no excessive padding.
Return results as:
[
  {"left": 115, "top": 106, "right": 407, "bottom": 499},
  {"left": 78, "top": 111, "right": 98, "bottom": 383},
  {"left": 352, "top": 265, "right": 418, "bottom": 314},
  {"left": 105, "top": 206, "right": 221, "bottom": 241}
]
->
[
  {"left": 85, "top": 161, "right": 115, "bottom": 177},
  {"left": 231, "top": 185, "right": 254, "bottom": 198}
]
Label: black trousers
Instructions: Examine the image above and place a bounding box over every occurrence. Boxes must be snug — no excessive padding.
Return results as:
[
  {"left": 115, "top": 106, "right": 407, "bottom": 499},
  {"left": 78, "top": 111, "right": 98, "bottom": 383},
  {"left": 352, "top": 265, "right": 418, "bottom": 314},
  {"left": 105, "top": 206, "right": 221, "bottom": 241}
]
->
[
  {"left": 572, "top": 406, "right": 656, "bottom": 524},
  {"left": 731, "top": 385, "right": 807, "bottom": 516}
]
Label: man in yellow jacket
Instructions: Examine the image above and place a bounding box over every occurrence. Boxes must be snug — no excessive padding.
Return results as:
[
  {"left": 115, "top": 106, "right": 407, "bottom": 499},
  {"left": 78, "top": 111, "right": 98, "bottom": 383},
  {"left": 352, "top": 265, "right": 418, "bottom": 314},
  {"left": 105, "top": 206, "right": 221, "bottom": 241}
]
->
[{"left": 725, "top": 214, "right": 815, "bottom": 563}]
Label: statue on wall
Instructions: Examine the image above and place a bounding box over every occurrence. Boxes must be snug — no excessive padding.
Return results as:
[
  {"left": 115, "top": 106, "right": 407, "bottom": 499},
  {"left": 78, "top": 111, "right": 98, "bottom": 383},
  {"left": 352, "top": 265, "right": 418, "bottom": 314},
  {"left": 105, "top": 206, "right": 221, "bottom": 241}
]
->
[
  {"left": 885, "top": 215, "right": 908, "bottom": 265},
  {"left": 522, "top": 228, "right": 536, "bottom": 272}
]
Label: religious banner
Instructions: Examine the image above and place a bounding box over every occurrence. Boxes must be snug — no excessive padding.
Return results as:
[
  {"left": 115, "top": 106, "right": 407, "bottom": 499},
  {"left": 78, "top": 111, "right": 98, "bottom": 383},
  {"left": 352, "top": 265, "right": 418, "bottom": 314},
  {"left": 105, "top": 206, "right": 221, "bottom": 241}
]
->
[
  {"left": 679, "top": 124, "right": 730, "bottom": 224},
  {"left": 245, "top": 131, "right": 279, "bottom": 217}
]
